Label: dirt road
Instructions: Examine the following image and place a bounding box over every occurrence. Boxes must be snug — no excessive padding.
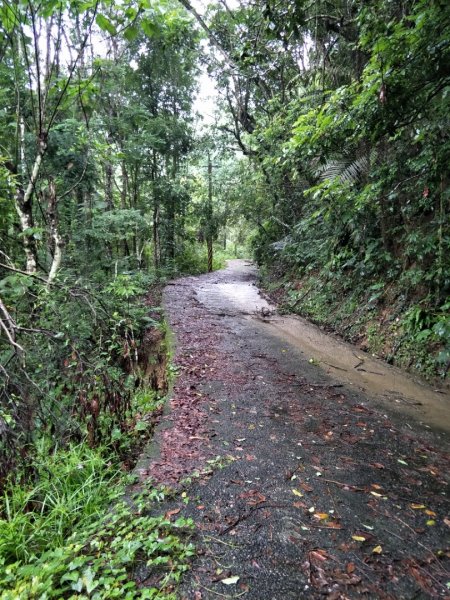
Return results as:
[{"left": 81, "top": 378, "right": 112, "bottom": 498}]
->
[{"left": 141, "top": 260, "right": 450, "bottom": 599}]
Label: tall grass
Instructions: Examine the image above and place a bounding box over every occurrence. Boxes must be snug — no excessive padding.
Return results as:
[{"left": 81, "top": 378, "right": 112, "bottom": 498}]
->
[
  {"left": 0, "top": 441, "right": 121, "bottom": 562},
  {"left": 0, "top": 441, "right": 194, "bottom": 599}
]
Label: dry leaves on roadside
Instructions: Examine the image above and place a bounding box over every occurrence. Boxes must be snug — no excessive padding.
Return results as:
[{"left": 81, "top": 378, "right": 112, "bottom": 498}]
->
[{"left": 239, "top": 489, "right": 266, "bottom": 506}]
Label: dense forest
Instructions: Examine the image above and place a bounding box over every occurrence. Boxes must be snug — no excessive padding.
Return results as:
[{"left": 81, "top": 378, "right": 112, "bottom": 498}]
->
[
  {"left": 0, "top": 0, "right": 449, "bottom": 597},
  {"left": 191, "top": 0, "right": 450, "bottom": 379}
]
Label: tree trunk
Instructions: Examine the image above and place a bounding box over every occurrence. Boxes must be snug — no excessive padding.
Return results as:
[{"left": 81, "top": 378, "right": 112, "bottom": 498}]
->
[
  {"left": 105, "top": 161, "right": 113, "bottom": 209},
  {"left": 153, "top": 202, "right": 160, "bottom": 270},
  {"left": 15, "top": 187, "right": 38, "bottom": 274},
  {"left": 121, "top": 160, "right": 128, "bottom": 208},
  {"left": 14, "top": 134, "right": 48, "bottom": 273},
  {"left": 167, "top": 193, "right": 176, "bottom": 261},
  {"left": 207, "top": 237, "right": 213, "bottom": 272},
  {"left": 46, "top": 178, "right": 63, "bottom": 286},
  {"left": 152, "top": 151, "right": 160, "bottom": 269}
]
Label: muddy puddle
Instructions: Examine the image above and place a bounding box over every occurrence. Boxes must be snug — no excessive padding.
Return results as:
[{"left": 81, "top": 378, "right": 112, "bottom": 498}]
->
[{"left": 196, "top": 260, "right": 450, "bottom": 434}]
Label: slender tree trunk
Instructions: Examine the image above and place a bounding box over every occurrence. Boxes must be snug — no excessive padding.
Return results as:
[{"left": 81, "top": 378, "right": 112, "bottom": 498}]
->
[
  {"left": 132, "top": 168, "right": 139, "bottom": 207},
  {"left": 14, "top": 134, "right": 48, "bottom": 273},
  {"left": 152, "top": 152, "right": 160, "bottom": 269},
  {"left": 47, "top": 178, "right": 63, "bottom": 286},
  {"left": 15, "top": 187, "right": 38, "bottom": 274},
  {"left": 121, "top": 160, "right": 128, "bottom": 208},
  {"left": 120, "top": 161, "right": 131, "bottom": 257},
  {"left": 167, "top": 153, "right": 178, "bottom": 261},
  {"left": 105, "top": 161, "right": 113, "bottom": 209},
  {"left": 207, "top": 238, "right": 213, "bottom": 272},
  {"left": 207, "top": 155, "right": 213, "bottom": 272},
  {"left": 153, "top": 202, "right": 160, "bottom": 269},
  {"left": 167, "top": 189, "right": 176, "bottom": 261},
  {"left": 377, "top": 137, "right": 393, "bottom": 253}
]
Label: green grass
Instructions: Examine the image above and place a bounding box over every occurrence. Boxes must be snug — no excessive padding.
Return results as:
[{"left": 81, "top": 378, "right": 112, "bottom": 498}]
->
[
  {"left": 0, "top": 441, "right": 121, "bottom": 563},
  {"left": 0, "top": 441, "right": 194, "bottom": 599},
  {"left": 173, "top": 242, "right": 250, "bottom": 275}
]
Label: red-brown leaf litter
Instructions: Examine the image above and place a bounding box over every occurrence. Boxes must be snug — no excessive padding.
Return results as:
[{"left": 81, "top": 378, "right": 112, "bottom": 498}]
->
[{"left": 139, "top": 261, "right": 450, "bottom": 599}]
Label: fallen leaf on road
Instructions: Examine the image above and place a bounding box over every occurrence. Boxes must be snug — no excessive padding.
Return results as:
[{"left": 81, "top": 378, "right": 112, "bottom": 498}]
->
[
  {"left": 165, "top": 508, "right": 181, "bottom": 519},
  {"left": 324, "top": 521, "right": 343, "bottom": 529},
  {"left": 353, "top": 529, "right": 375, "bottom": 543},
  {"left": 300, "top": 482, "right": 314, "bottom": 492},
  {"left": 310, "top": 549, "right": 328, "bottom": 562},
  {"left": 408, "top": 565, "right": 434, "bottom": 595},
  {"left": 332, "top": 571, "right": 362, "bottom": 586},
  {"left": 292, "top": 489, "right": 304, "bottom": 497},
  {"left": 372, "top": 545, "right": 382, "bottom": 554},
  {"left": 410, "top": 503, "right": 426, "bottom": 510},
  {"left": 221, "top": 576, "right": 240, "bottom": 585},
  {"left": 314, "top": 513, "right": 329, "bottom": 520},
  {"left": 239, "top": 490, "right": 266, "bottom": 505}
]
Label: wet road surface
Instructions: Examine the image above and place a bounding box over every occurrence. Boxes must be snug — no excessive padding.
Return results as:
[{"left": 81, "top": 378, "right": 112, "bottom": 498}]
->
[
  {"left": 196, "top": 260, "right": 450, "bottom": 434},
  {"left": 140, "top": 260, "right": 450, "bottom": 599}
]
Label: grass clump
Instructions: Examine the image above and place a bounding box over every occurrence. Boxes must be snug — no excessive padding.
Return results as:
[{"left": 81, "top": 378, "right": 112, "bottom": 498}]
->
[
  {"left": 0, "top": 443, "right": 194, "bottom": 599},
  {"left": 0, "top": 441, "right": 121, "bottom": 563}
]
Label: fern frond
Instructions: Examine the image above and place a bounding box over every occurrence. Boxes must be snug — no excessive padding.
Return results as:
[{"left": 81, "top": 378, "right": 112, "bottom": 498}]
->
[{"left": 315, "top": 151, "right": 371, "bottom": 184}]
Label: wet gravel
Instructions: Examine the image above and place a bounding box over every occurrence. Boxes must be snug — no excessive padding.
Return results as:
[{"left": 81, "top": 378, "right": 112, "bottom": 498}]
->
[{"left": 141, "top": 260, "right": 450, "bottom": 599}]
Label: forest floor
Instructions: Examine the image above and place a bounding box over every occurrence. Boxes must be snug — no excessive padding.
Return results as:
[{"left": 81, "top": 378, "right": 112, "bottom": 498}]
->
[{"left": 137, "top": 260, "right": 450, "bottom": 599}]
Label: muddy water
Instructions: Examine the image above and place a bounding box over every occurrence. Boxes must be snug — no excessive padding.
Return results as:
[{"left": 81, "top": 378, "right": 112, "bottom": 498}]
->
[{"left": 196, "top": 260, "right": 450, "bottom": 434}]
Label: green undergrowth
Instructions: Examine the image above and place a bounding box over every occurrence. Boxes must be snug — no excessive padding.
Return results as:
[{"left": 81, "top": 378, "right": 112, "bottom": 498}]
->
[
  {"left": 0, "top": 272, "right": 196, "bottom": 599},
  {"left": 262, "top": 265, "right": 449, "bottom": 382},
  {"left": 173, "top": 242, "right": 250, "bottom": 275},
  {"left": 172, "top": 242, "right": 226, "bottom": 274},
  {"left": 0, "top": 441, "right": 194, "bottom": 599}
]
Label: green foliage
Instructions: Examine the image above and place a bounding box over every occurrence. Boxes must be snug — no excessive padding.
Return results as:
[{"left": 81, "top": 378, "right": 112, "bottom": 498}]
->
[
  {"left": 402, "top": 302, "right": 450, "bottom": 373},
  {"left": 0, "top": 268, "right": 165, "bottom": 479},
  {"left": 173, "top": 241, "right": 226, "bottom": 274},
  {"left": 0, "top": 443, "right": 121, "bottom": 563},
  {"left": 200, "top": 0, "right": 449, "bottom": 378},
  {"left": 107, "top": 274, "right": 148, "bottom": 300},
  {"left": 0, "top": 448, "right": 194, "bottom": 599},
  {"left": 89, "top": 210, "right": 149, "bottom": 245}
]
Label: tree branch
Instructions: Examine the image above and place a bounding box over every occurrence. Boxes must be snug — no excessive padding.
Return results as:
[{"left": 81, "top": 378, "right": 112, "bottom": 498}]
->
[
  {"left": 0, "top": 296, "right": 24, "bottom": 354},
  {"left": 0, "top": 261, "right": 49, "bottom": 284}
]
